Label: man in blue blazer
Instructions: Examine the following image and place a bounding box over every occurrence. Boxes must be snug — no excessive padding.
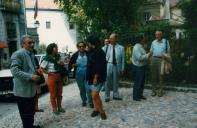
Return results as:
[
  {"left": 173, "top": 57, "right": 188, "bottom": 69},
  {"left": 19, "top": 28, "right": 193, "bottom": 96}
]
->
[
  {"left": 105, "top": 33, "right": 125, "bottom": 102},
  {"left": 10, "top": 35, "right": 41, "bottom": 128}
]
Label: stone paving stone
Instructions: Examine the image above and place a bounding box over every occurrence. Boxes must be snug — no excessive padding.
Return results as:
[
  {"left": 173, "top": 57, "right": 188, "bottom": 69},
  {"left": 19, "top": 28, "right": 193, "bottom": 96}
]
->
[{"left": 0, "top": 82, "right": 196, "bottom": 128}]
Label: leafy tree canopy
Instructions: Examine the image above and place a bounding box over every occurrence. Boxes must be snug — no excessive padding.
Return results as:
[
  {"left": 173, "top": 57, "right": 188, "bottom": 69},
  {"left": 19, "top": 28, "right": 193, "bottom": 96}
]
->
[
  {"left": 54, "top": 0, "right": 145, "bottom": 40},
  {"left": 180, "top": 0, "right": 197, "bottom": 54}
]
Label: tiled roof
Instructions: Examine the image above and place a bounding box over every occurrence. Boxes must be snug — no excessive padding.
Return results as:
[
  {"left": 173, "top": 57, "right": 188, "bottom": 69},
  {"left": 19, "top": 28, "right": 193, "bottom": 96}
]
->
[{"left": 25, "top": 0, "right": 60, "bottom": 9}]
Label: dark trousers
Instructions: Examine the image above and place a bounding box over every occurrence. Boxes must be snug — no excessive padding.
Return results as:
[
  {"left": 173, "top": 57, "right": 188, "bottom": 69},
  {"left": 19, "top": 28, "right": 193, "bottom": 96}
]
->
[
  {"left": 16, "top": 96, "right": 35, "bottom": 128},
  {"left": 132, "top": 65, "right": 145, "bottom": 100}
]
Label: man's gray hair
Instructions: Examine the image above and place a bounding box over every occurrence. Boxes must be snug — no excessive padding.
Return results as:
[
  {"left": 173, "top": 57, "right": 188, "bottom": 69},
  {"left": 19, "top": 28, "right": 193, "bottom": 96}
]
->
[{"left": 20, "top": 35, "right": 33, "bottom": 46}]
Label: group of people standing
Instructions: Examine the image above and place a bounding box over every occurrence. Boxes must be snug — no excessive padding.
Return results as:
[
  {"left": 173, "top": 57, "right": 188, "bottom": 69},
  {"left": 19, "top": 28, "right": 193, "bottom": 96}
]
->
[
  {"left": 10, "top": 30, "right": 170, "bottom": 128},
  {"left": 131, "top": 30, "right": 171, "bottom": 101}
]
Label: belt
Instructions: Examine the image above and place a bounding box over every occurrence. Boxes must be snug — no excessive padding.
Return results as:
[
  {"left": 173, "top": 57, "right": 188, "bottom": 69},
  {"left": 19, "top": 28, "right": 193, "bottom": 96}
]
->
[
  {"left": 153, "top": 56, "right": 162, "bottom": 58},
  {"left": 107, "top": 62, "right": 117, "bottom": 65},
  {"left": 49, "top": 71, "right": 60, "bottom": 73}
]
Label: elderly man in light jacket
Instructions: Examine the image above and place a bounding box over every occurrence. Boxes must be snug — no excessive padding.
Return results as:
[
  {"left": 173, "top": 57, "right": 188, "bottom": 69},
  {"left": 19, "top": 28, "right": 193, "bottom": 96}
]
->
[
  {"left": 105, "top": 33, "right": 125, "bottom": 102},
  {"left": 10, "top": 35, "right": 41, "bottom": 128}
]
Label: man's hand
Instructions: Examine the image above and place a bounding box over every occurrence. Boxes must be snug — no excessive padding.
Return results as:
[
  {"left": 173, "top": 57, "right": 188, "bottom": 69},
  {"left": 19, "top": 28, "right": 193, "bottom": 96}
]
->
[
  {"left": 57, "top": 61, "right": 64, "bottom": 65},
  {"left": 32, "top": 74, "right": 40, "bottom": 81},
  {"left": 148, "top": 52, "right": 153, "bottom": 59},
  {"left": 72, "top": 64, "right": 77, "bottom": 68},
  {"left": 35, "top": 68, "right": 42, "bottom": 75}
]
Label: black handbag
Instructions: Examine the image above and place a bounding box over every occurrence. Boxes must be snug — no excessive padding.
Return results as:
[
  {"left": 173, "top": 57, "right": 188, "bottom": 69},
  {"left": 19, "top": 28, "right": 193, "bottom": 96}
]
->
[
  {"left": 36, "top": 74, "right": 45, "bottom": 85},
  {"left": 60, "top": 67, "right": 69, "bottom": 77}
]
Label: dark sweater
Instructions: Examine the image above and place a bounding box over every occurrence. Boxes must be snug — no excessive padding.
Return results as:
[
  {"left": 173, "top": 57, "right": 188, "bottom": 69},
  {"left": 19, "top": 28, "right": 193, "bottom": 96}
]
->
[{"left": 86, "top": 48, "right": 107, "bottom": 85}]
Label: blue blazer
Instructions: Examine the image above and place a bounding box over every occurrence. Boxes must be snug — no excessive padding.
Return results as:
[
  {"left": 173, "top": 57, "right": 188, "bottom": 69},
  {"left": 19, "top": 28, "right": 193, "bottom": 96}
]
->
[{"left": 10, "top": 48, "right": 37, "bottom": 97}]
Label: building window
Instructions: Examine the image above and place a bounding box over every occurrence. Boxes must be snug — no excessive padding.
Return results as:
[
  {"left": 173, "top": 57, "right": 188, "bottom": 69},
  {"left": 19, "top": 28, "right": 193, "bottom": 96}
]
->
[
  {"left": 6, "top": 22, "right": 17, "bottom": 38},
  {"left": 69, "top": 22, "right": 74, "bottom": 30},
  {"left": 46, "top": 21, "right": 51, "bottom": 29},
  {"left": 144, "top": 12, "right": 151, "bottom": 22}
]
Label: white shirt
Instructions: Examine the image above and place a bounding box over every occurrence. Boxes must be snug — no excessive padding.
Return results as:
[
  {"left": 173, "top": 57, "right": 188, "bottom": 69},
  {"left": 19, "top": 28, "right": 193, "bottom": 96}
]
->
[
  {"left": 132, "top": 43, "right": 149, "bottom": 67},
  {"left": 40, "top": 60, "right": 58, "bottom": 73},
  {"left": 106, "top": 44, "right": 125, "bottom": 71}
]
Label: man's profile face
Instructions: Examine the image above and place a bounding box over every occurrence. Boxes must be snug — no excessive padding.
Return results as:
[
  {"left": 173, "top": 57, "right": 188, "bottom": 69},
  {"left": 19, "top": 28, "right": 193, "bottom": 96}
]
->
[{"left": 23, "top": 37, "right": 34, "bottom": 52}]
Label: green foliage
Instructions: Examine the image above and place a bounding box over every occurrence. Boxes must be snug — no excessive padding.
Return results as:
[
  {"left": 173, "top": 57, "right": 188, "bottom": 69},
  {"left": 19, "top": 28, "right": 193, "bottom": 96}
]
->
[
  {"left": 54, "top": 0, "right": 145, "bottom": 39},
  {"left": 179, "top": 0, "right": 197, "bottom": 84},
  {"left": 138, "top": 21, "right": 172, "bottom": 47},
  {"left": 38, "top": 44, "right": 47, "bottom": 54},
  {"left": 180, "top": 0, "right": 197, "bottom": 54}
]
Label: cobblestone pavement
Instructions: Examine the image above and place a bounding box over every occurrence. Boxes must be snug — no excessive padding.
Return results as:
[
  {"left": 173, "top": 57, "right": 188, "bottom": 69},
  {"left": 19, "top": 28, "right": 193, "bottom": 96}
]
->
[{"left": 0, "top": 82, "right": 196, "bottom": 128}]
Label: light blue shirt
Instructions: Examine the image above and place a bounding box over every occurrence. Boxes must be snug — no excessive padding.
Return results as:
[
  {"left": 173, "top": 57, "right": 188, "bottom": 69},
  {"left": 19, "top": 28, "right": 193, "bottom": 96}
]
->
[
  {"left": 76, "top": 53, "right": 87, "bottom": 76},
  {"left": 132, "top": 43, "right": 149, "bottom": 67},
  {"left": 106, "top": 44, "right": 125, "bottom": 72},
  {"left": 150, "top": 38, "right": 170, "bottom": 57}
]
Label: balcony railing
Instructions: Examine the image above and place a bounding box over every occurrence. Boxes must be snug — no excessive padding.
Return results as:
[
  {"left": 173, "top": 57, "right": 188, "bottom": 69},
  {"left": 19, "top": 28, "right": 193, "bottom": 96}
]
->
[{"left": 0, "top": 0, "right": 21, "bottom": 13}]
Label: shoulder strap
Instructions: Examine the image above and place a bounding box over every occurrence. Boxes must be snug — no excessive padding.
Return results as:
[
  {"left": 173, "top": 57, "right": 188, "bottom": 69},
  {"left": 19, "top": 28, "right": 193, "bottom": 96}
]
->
[{"left": 165, "top": 39, "right": 168, "bottom": 53}]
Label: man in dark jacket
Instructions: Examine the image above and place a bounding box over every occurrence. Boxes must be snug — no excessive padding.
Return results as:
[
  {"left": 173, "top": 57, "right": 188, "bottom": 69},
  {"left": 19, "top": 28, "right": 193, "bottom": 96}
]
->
[{"left": 86, "top": 35, "right": 107, "bottom": 120}]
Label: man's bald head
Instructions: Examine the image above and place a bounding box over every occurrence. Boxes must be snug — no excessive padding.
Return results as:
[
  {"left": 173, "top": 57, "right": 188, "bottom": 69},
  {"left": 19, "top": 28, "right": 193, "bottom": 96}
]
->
[
  {"left": 109, "top": 33, "right": 118, "bottom": 45},
  {"left": 155, "top": 31, "right": 163, "bottom": 41}
]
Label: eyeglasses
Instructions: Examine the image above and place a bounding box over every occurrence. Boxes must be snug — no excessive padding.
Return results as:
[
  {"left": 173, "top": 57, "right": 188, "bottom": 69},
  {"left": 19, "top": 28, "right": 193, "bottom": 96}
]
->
[{"left": 27, "top": 41, "right": 34, "bottom": 44}]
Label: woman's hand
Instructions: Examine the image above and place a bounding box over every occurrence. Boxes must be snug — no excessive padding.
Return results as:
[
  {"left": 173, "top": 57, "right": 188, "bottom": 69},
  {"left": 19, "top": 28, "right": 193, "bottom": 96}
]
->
[{"left": 93, "top": 74, "right": 98, "bottom": 85}]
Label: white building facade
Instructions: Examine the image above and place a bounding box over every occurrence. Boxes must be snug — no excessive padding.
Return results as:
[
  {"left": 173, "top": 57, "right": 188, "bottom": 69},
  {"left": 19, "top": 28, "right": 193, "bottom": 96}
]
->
[{"left": 25, "top": 0, "right": 78, "bottom": 53}]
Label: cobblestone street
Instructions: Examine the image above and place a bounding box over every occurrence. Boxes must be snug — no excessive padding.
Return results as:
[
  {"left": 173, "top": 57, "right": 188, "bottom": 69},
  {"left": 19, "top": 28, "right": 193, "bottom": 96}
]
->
[{"left": 0, "top": 82, "right": 196, "bottom": 128}]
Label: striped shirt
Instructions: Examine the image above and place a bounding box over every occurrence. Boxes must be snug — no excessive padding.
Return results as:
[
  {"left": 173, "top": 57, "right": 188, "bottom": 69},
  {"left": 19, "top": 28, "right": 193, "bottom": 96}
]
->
[{"left": 40, "top": 60, "right": 58, "bottom": 73}]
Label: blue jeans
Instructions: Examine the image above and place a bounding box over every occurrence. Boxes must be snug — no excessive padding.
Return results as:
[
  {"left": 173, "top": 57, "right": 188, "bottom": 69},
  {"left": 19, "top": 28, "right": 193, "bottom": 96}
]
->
[
  {"left": 132, "top": 65, "right": 146, "bottom": 100},
  {"left": 76, "top": 75, "right": 87, "bottom": 103},
  {"left": 85, "top": 81, "right": 93, "bottom": 106}
]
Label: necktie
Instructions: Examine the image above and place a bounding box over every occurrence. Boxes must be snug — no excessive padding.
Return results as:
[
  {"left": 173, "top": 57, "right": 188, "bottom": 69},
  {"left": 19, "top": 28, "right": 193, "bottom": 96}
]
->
[
  {"left": 105, "top": 44, "right": 108, "bottom": 53},
  {"left": 112, "top": 45, "right": 117, "bottom": 65}
]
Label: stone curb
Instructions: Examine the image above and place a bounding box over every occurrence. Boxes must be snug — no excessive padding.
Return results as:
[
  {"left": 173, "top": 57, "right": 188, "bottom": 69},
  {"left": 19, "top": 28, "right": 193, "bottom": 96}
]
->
[{"left": 119, "top": 81, "right": 197, "bottom": 93}]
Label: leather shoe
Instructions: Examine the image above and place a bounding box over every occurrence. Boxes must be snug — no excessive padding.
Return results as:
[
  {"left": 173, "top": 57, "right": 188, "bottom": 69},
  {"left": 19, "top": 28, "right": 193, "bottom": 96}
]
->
[
  {"left": 113, "top": 97, "right": 122, "bottom": 100},
  {"left": 33, "top": 125, "right": 41, "bottom": 128},
  {"left": 133, "top": 99, "right": 141, "bottom": 101},
  {"left": 141, "top": 96, "right": 147, "bottom": 100},
  {"left": 82, "top": 102, "right": 87, "bottom": 107},
  {"left": 35, "top": 109, "right": 44, "bottom": 112},
  {"left": 100, "top": 111, "right": 107, "bottom": 120},
  {"left": 89, "top": 104, "right": 94, "bottom": 108},
  {"left": 105, "top": 99, "right": 110, "bottom": 102},
  {"left": 91, "top": 111, "right": 100, "bottom": 117}
]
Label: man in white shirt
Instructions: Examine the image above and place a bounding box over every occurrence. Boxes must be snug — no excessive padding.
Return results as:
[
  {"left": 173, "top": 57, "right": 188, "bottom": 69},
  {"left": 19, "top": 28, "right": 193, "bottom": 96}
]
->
[
  {"left": 105, "top": 33, "right": 125, "bottom": 102},
  {"left": 150, "top": 31, "right": 171, "bottom": 97},
  {"left": 132, "top": 35, "right": 152, "bottom": 101}
]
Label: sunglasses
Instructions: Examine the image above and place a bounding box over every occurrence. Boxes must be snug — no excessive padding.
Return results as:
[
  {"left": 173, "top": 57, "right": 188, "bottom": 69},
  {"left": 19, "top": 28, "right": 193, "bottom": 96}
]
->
[{"left": 79, "top": 45, "right": 85, "bottom": 48}]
